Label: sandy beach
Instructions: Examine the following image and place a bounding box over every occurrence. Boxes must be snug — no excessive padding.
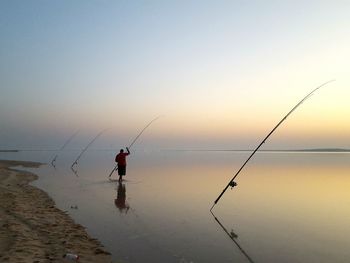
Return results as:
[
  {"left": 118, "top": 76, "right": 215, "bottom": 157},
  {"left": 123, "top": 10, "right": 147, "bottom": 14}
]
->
[{"left": 0, "top": 160, "right": 113, "bottom": 263}]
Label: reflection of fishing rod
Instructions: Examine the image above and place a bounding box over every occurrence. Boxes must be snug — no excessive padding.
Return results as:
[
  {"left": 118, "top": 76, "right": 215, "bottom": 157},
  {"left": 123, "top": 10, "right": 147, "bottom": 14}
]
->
[
  {"left": 210, "top": 211, "right": 255, "bottom": 263},
  {"left": 71, "top": 129, "right": 108, "bottom": 168},
  {"left": 51, "top": 130, "right": 79, "bottom": 166},
  {"left": 211, "top": 80, "right": 335, "bottom": 211},
  {"left": 108, "top": 116, "right": 161, "bottom": 178},
  {"left": 70, "top": 166, "right": 79, "bottom": 177}
]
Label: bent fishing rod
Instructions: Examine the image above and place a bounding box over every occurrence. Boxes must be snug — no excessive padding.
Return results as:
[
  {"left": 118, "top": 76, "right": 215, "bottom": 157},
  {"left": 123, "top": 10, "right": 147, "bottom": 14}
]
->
[
  {"left": 71, "top": 128, "right": 108, "bottom": 168},
  {"left": 210, "top": 80, "right": 335, "bottom": 211},
  {"left": 108, "top": 116, "right": 161, "bottom": 178},
  {"left": 51, "top": 130, "right": 79, "bottom": 166}
]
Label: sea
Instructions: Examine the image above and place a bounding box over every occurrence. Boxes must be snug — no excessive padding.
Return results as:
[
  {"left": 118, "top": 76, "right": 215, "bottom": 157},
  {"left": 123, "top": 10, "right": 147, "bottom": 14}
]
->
[{"left": 1, "top": 149, "right": 349, "bottom": 263}]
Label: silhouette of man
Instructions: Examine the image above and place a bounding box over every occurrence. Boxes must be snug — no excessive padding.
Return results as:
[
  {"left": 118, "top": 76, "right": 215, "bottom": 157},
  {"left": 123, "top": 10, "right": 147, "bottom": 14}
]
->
[
  {"left": 114, "top": 181, "right": 130, "bottom": 213},
  {"left": 115, "top": 147, "right": 130, "bottom": 181}
]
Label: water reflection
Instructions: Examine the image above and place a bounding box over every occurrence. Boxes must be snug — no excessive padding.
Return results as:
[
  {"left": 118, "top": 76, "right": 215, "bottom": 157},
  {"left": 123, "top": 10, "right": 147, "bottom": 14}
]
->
[
  {"left": 211, "top": 211, "right": 255, "bottom": 263},
  {"left": 115, "top": 182, "right": 130, "bottom": 213},
  {"left": 9, "top": 151, "right": 350, "bottom": 263},
  {"left": 70, "top": 166, "right": 79, "bottom": 176},
  {"left": 51, "top": 155, "right": 57, "bottom": 168}
]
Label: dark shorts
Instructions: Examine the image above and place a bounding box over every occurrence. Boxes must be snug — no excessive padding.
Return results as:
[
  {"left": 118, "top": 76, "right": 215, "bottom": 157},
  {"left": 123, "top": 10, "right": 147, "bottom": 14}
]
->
[{"left": 118, "top": 165, "right": 126, "bottom": 176}]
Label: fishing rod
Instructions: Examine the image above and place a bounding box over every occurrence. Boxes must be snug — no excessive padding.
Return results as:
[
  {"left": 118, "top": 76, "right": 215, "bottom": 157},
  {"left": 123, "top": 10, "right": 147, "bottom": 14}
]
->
[
  {"left": 108, "top": 116, "right": 161, "bottom": 178},
  {"left": 51, "top": 130, "right": 79, "bottom": 166},
  {"left": 71, "top": 128, "right": 108, "bottom": 168},
  {"left": 210, "top": 80, "right": 335, "bottom": 211}
]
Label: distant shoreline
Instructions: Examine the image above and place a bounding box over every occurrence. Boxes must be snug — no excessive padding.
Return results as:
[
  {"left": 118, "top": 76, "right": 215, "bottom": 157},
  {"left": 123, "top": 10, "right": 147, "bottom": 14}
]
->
[
  {"left": 162, "top": 148, "right": 350, "bottom": 153},
  {"left": 1, "top": 148, "right": 350, "bottom": 153}
]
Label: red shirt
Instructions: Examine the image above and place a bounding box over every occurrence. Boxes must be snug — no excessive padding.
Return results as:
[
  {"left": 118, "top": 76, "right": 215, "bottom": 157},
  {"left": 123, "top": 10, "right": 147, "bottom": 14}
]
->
[{"left": 115, "top": 152, "right": 129, "bottom": 166}]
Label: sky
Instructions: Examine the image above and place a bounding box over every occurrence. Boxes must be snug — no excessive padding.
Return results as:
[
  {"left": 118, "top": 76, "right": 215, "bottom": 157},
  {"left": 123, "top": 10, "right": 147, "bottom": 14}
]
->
[{"left": 1, "top": 0, "right": 349, "bottom": 150}]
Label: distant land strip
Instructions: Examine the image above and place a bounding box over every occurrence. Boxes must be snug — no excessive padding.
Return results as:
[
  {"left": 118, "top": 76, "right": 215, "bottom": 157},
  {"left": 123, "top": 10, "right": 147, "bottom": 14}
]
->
[
  {"left": 163, "top": 148, "right": 350, "bottom": 153},
  {"left": 1, "top": 148, "right": 350, "bottom": 153}
]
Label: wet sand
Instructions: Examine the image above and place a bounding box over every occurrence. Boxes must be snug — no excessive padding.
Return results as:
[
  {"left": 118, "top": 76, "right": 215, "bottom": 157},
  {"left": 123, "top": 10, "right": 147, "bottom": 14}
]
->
[{"left": 0, "top": 160, "right": 113, "bottom": 263}]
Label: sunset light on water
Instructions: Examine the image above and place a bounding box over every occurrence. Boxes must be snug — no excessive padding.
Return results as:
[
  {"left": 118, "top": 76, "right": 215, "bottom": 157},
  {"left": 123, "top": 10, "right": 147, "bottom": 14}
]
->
[{"left": 1, "top": 1, "right": 350, "bottom": 262}]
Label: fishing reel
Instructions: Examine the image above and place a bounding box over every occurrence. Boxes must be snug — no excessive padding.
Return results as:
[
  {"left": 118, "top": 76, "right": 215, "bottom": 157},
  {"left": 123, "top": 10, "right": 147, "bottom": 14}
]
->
[{"left": 229, "top": 181, "right": 237, "bottom": 189}]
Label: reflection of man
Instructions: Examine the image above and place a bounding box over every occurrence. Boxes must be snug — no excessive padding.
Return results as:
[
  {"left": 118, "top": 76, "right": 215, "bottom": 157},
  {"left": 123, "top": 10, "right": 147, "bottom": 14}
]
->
[
  {"left": 114, "top": 182, "right": 130, "bottom": 213},
  {"left": 115, "top": 147, "right": 130, "bottom": 181}
]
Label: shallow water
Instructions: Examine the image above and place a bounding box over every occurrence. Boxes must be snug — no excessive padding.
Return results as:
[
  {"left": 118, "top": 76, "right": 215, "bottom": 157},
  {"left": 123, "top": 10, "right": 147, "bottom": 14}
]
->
[{"left": 1, "top": 150, "right": 350, "bottom": 263}]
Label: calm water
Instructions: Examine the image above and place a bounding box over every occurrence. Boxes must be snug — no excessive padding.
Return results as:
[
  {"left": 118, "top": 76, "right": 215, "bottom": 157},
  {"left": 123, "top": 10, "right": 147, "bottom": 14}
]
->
[{"left": 1, "top": 150, "right": 350, "bottom": 263}]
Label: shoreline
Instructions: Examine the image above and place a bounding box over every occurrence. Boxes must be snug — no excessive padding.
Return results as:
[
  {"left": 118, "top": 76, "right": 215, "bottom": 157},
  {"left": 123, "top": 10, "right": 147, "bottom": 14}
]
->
[{"left": 0, "top": 160, "right": 113, "bottom": 263}]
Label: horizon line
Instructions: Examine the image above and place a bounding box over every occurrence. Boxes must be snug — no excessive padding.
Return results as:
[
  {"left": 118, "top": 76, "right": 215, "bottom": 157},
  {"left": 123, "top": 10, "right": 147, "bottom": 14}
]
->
[{"left": 1, "top": 148, "right": 350, "bottom": 153}]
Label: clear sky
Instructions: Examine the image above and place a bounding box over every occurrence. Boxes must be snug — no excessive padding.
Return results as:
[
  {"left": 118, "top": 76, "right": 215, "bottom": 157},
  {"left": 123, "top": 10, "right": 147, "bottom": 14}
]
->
[{"left": 1, "top": 1, "right": 349, "bottom": 150}]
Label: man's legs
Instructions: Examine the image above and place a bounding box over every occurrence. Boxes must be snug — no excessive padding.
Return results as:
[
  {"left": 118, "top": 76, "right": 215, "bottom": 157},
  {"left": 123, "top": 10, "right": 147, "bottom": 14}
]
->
[{"left": 118, "top": 165, "right": 126, "bottom": 182}]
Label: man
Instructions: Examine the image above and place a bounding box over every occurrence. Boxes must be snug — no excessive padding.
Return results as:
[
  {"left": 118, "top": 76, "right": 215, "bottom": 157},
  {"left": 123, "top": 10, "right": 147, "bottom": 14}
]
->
[{"left": 115, "top": 147, "right": 130, "bottom": 181}]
